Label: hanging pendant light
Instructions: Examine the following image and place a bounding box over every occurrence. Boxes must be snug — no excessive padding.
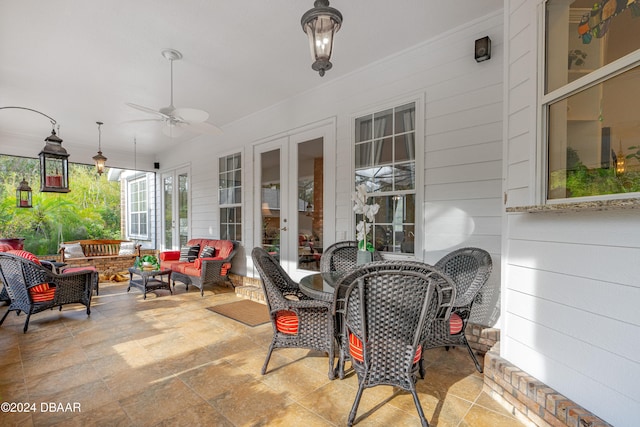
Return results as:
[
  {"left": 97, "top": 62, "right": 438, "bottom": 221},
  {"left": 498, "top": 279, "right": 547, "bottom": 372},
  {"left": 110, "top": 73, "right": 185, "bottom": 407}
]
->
[
  {"left": 0, "top": 106, "right": 70, "bottom": 192},
  {"left": 16, "top": 178, "right": 33, "bottom": 208},
  {"left": 39, "top": 126, "right": 70, "bottom": 193},
  {"left": 301, "top": 0, "right": 343, "bottom": 77},
  {"left": 93, "top": 121, "right": 107, "bottom": 175}
]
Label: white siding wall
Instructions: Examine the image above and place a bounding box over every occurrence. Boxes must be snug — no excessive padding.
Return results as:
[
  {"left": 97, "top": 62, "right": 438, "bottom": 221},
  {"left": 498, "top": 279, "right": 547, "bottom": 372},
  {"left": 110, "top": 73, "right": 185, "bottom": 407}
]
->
[
  {"left": 503, "top": 1, "right": 640, "bottom": 426},
  {"left": 156, "top": 11, "right": 504, "bottom": 325}
]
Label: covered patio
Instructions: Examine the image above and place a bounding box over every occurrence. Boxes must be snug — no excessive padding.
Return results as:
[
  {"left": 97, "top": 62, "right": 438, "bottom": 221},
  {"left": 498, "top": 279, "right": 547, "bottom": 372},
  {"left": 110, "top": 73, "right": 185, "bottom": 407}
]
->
[
  {"left": 1, "top": 279, "right": 520, "bottom": 426},
  {"left": 1, "top": 1, "right": 638, "bottom": 426}
]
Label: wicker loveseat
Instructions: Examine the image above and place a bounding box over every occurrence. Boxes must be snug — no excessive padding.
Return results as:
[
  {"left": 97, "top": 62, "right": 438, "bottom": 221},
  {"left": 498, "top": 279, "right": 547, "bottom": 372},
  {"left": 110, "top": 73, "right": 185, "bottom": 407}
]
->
[{"left": 159, "top": 239, "right": 238, "bottom": 296}]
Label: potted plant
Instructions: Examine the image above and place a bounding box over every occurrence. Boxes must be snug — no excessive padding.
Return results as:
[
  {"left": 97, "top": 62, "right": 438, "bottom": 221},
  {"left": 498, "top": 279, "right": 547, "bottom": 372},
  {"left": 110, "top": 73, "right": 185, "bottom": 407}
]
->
[
  {"left": 351, "top": 184, "right": 379, "bottom": 265},
  {"left": 141, "top": 254, "right": 159, "bottom": 269}
]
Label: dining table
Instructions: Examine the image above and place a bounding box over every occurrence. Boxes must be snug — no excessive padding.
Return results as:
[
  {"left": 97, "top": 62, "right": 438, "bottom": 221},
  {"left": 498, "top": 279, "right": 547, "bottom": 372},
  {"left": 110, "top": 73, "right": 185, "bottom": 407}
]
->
[{"left": 298, "top": 271, "right": 346, "bottom": 302}]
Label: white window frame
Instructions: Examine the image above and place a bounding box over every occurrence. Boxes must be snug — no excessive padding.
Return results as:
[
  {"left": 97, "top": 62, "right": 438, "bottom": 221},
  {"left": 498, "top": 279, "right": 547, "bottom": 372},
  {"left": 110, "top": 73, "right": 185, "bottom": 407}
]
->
[
  {"left": 351, "top": 94, "right": 424, "bottom": 258},
  {"left": 539, "top": 1, "right": 640, "bottom": 204},
  {"left": 219, "top": 152, "right": 242, "bottom": 242},
  {"left": 128, "top": 175, "right": 149, "bottom": 239}
]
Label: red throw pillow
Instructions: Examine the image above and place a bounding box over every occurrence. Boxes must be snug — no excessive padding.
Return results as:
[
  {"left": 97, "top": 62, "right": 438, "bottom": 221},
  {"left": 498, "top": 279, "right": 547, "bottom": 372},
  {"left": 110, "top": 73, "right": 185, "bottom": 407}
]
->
[
  {"left": 349, "top": 332, "right": 421, "bottom": 364},
  {"left": 450, "top": 312, "right": 464, "bottom": 334},
  {"left": 7, "top": 250, "right": 41, "bottom": 265},
  {"left": 275, "top": 310, "right": 298, "bottom": 335}
]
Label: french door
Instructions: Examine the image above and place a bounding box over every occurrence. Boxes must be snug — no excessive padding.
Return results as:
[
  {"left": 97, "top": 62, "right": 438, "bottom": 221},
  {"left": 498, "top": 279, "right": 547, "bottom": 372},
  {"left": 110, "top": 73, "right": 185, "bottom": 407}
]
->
[
  {"left": 254, "top": 121, "right": 335, "bottom": 281},
  {"left": 161, "top": 166, "right": 190, "bottom": 250}
]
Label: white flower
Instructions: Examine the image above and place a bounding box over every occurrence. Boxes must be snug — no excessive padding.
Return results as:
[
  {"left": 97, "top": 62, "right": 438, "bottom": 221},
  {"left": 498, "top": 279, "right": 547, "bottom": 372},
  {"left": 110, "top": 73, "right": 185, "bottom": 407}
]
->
[
  {"left": 355, "top": 220, "right": 371, "bottom": 242},
  {"left": 351, "top": 184, "right": 380, "bottom": 250},
  {"left": 363, "top": 203, "right": 379, "bottom": 222},
  {"left": 351, "top": 184, "right": 368, "bottom": 214}
]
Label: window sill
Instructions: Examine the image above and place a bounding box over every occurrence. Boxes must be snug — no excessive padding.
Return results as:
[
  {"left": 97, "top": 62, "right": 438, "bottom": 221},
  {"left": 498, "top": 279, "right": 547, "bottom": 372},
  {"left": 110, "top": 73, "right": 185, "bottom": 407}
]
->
[{"left": 506, "top": 197, "right": 640, "bottom": 213}]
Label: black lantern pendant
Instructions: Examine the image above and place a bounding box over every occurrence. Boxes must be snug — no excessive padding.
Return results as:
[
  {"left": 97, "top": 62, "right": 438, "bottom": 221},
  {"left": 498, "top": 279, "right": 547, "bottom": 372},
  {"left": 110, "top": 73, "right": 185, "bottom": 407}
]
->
[
  {"left": 16, "top": 178, "right": 32, "bottom": 208},
  {"left": 39, "top": 128, "right": 70, "bottom": 193},
  {"left": 92, "top": 121, "right": 107, "bottom": 175},
  {"left": 301, "top": 0, "right": 343, "bottom": 77}
]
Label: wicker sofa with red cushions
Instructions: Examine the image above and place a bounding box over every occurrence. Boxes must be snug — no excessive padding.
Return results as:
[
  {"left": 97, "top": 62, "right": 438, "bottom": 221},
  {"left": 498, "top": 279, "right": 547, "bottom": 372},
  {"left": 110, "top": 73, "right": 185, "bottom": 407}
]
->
[{"left": 159, "top": 239, "right": 238, "bottom": 296}]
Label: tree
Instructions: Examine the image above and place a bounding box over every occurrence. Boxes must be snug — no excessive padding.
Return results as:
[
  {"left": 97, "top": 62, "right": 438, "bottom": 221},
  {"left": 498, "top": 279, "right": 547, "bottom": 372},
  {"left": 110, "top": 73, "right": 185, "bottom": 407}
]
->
[{"left": 0, "top": 155, "right": 122, "bottom": 255}]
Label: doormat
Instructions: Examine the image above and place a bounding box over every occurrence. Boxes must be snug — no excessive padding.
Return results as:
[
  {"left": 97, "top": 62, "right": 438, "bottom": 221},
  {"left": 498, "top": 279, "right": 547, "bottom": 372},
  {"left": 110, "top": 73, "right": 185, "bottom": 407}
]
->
[{"left": 206, "top": 300, "right": 270, "bottom": 327}]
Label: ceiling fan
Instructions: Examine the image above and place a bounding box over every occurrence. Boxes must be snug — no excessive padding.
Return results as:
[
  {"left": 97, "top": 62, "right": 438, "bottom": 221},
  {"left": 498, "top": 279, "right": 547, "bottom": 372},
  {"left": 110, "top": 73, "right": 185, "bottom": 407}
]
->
[{"left": 125, "top": 49, "right": 222, "bottom": 137}]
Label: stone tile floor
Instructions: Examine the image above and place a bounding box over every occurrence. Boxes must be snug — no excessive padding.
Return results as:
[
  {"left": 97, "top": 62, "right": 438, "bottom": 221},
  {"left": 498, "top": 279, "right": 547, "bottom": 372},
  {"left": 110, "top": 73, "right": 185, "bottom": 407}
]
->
[{"left": 0, "top": 280, "right": 524, "bottom": 426}]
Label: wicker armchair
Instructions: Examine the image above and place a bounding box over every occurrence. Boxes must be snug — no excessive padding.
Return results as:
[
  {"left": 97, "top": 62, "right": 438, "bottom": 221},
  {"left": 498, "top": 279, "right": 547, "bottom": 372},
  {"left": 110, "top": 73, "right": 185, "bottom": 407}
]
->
[
  {"left": 320, "top": 241, "right": 383, "bottom": 273},
  {"left": 340, "top": 262, "right": 457, "bottom": 426},
  {"left": 333, "top": 260, "right": 456, "bottom": 379},
  {"left": 423, "top": 247, "right": 492, "bottom": 373},
  {"left": 0, "top": 252, "right": 96, "bottom": 333},
  {"left": 251, "top": 247, "right": 336, "bottom": 379}
]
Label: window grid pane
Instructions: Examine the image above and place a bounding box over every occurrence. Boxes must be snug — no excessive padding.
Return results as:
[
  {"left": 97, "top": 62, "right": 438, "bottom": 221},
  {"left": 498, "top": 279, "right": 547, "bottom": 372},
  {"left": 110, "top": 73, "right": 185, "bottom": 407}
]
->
[
  {"left": 219, "top": 153, "right": 242, "bottom": 241},
  {"left": 128, "top": 177, "right": 148, "bottom": 237},
  {"left": 354, "top": 103, "right": 416, "bottom": 253}
]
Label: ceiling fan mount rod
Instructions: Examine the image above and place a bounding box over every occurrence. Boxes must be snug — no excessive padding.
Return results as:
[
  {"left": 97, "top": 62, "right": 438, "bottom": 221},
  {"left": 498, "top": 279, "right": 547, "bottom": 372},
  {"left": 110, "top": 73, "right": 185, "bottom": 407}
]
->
[{"left": 161, "top": 49, "right": 182, "bottom": 108}]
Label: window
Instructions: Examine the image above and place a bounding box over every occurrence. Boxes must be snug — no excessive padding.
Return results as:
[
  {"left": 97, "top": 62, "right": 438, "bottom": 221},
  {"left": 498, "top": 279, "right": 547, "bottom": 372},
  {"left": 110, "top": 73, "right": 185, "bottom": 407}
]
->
[
  {"left": 128, "top": 176, "right": 148, "bottom": 237},
  {"left": 354, "top": 102, "right": 416, "bottom": 253},
  {"left": 219, "top": 153, "right": 242, "bottom": 241},
  {"left": 544, "top": 0, "right": 640, "bottom": 200}
]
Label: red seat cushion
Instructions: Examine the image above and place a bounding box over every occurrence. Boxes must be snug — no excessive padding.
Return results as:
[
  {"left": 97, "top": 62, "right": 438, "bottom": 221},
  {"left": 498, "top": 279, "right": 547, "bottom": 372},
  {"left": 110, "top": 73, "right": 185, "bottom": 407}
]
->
[
  {"left": 349, "top": 332, "right": 422, "bottom": 364},
  {"left": 7, "top": 250, "right": 41, "bottom": 265},
  {"left": 449, "top": 312, "right": 464, "bottom": 335},
  {"left": 29, "top": 283, "right": 55, "bottom": 302},
  {"left": 275, "top": 310, "right": 298, "bottom": 335}
]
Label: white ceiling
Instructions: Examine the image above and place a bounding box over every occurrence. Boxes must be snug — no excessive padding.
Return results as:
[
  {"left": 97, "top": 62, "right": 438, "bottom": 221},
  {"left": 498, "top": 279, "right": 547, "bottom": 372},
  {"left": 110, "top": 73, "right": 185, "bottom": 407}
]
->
[{"left": 0, "top": 0, "right": 502, "bottom": 160}]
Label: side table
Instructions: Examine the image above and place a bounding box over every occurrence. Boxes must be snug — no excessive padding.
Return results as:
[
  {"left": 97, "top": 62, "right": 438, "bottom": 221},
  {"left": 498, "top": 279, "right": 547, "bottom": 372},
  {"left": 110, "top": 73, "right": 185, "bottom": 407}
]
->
[{"left": 128, "top": 267, "right": 172, "bottom": 299}]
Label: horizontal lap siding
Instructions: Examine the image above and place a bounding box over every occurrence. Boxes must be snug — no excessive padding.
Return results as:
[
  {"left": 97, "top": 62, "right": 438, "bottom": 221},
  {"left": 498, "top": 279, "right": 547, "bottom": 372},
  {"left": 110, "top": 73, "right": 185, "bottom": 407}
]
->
[
  {"left": 503, "top": 1, "right": 640, "bottom": 424},
  {"left": 421, "top": 34, "right": 503, "bottom": 329},
  {"left": 422, "top": 35, "right": 503, "bottom": 269}
]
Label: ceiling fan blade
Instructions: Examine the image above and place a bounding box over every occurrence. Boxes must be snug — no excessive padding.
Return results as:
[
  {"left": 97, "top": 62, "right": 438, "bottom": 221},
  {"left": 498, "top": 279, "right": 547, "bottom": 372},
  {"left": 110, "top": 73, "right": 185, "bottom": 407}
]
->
[
  {"left": 173, "top": 107, "right": 209, "bottom": 123},
  {"left": 121, "top": 118, "right": 164, "bottom": 124},
  {"left": 182, "top": 120, "right": 223, "bottom": 136},
  {"left": 125, "top": 103, "right": 170, "bottom": 119}
]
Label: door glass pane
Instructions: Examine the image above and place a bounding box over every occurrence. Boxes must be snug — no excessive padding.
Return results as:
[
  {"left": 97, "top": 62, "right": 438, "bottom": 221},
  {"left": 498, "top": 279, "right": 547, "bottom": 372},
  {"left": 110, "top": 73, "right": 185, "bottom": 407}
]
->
[
  {"left": 261, "top": 149, "right": 281, "bottom": 258},
  {"left": 297, "top": 138, "right": 323, "bottom": 271},
  {"left": 163, "top": 175, "right": 173, "bottom": 249},
  {"left": 178, "top": 172, "right": 188, "bottom": 247}
]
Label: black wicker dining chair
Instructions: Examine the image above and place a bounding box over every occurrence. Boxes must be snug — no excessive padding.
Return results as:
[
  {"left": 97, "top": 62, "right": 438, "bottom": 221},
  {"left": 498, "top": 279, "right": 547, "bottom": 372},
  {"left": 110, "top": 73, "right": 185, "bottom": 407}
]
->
[
  {"left": 320, "top": 240, "right": 383, "bottom": 273},
  {"left": 333, "top": 260, "right": 456, "bottom": 379},
  {"left": 340, "top": 262, "right": 457, "bottom": 426},
  {"left": 0, "top": 252, "right": 96, "bottom": 333},
  {"left": 422, "top": 247, "right": 493, "bottom": 373},
  {"left": 251, "top": 247, "right": 336, "bottom": 379}
]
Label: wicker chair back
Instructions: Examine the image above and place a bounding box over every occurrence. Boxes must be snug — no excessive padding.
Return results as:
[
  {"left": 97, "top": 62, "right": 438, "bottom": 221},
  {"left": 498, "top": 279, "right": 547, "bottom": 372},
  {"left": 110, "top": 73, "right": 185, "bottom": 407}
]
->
[
  {"left": 340, "top": 262, "right": 456, "bottom": 426},
  {"left": 319, "top": 240, "right": 383, "bottom": 273}
]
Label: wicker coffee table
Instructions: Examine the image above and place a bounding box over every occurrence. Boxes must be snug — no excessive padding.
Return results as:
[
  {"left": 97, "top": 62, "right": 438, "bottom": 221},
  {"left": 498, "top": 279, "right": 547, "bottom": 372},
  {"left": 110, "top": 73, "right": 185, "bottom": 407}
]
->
[{"left": 128, "top": 267, "right": 172, "bottom": 299}]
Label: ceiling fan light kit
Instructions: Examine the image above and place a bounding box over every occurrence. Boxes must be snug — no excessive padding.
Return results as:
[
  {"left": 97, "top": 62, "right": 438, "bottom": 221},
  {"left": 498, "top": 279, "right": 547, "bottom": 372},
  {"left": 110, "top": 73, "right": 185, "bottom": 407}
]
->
[{"left": 125, "top": 49, "right": 222, "bottom": 137}]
